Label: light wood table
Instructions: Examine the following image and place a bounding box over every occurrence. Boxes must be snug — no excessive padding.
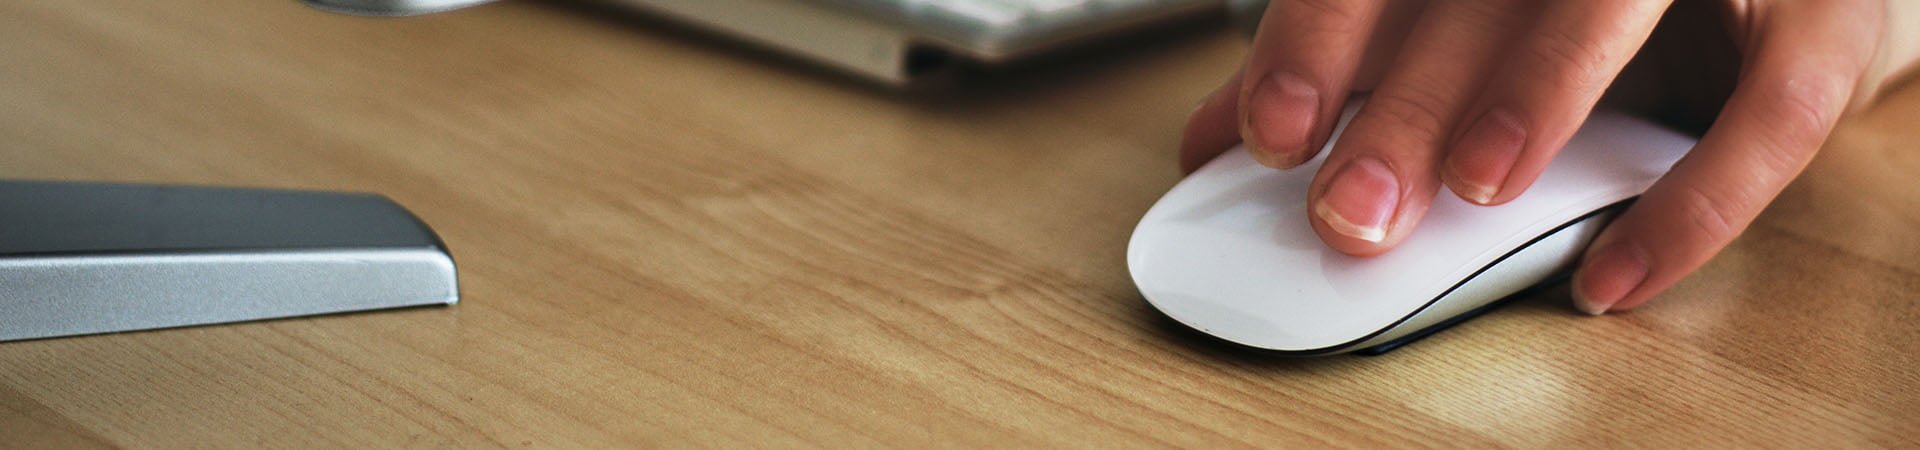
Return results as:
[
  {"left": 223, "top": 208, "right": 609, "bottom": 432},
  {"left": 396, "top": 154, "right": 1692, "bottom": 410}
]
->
[{"left": 5, "top": 1, "right": 1919, "bottom": 446}]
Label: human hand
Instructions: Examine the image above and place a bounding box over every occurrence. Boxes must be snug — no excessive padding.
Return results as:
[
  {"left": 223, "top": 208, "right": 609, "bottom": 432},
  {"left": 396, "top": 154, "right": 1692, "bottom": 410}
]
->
[{"left": 1180, "top": 0, "right": 1909, "bottom": 314}]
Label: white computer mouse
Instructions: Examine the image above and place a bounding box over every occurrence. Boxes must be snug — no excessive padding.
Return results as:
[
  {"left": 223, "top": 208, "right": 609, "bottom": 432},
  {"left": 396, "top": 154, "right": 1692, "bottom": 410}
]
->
[{"left": 1128, "top": 101, "right": 1697, "bottom": 355}]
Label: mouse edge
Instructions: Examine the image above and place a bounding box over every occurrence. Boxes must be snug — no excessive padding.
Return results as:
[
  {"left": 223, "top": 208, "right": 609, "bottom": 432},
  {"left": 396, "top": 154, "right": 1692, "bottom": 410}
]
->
[{"left": 1130, "top": 202, "right": 1626, "bottom": 357}]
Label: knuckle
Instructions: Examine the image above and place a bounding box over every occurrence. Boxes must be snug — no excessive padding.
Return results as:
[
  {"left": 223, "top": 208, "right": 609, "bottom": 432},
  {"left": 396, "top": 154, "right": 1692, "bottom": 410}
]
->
[
  {"left": 1766, "top": 75, "right": 1844, "bottom": 139},
  {"left": 1520, "top": 29, "right": 1612, "bottom": 94},
  {"left": 1452, "top": 0, "right": 1526, "bottom": 28},
  {"left": 1672, "top": 183, "right": 1748, "bottom": 245},
  {"left": 1286, "top": 0, "right": 1366, "bottom": 21},
  {"left": 1360, "top": 87, "right": 1455, "bottom": 143},
  {"left": 1278, "top": 0, "right": 1373, "bottom": 34},
  {"left": 1747, "top": 72, "right": 1845, "bottom": 173}
]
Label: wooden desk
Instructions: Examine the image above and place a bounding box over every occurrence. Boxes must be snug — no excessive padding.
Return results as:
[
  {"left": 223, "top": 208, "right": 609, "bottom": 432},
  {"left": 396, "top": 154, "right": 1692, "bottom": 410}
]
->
[{"left": 4, "top": 1, "right": 1918, "bottom": 446}]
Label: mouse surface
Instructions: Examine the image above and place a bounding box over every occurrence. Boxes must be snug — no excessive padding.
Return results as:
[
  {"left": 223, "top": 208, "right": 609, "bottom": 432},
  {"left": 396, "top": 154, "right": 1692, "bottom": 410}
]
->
[{"left": 1128, "top": 101, "right": 1697, "bottom": 355}]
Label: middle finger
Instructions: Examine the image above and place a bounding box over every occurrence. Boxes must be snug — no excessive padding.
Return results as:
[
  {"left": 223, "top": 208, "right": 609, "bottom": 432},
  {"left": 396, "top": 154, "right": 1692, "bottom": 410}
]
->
[{"left": 1306, "top": 0, "right": 1541, "bottom": 254}]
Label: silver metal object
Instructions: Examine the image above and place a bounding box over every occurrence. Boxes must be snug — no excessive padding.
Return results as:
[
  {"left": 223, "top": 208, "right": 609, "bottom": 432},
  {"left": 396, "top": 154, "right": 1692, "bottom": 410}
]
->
[
  {"left": 301, "top": 0, "right": 1222, "bottom": 85},
  {"left": 0, "top": 181, "right": 458, "bottom": 341},
  {"left": 302, "top": 0, "right": 497, "bottom": 16}
]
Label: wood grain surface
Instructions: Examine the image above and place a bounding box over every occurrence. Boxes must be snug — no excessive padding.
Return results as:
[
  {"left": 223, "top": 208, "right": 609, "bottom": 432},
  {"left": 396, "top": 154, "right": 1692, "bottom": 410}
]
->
[{"left": 3, "top": 0, "right": 1919, "bottom": 447}]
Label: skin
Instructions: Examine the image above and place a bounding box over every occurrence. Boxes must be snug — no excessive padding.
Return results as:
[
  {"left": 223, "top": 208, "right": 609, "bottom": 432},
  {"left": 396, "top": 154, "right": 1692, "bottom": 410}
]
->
[{"left": 1181, "top": 0, "right": 1919, "bottom": 314}]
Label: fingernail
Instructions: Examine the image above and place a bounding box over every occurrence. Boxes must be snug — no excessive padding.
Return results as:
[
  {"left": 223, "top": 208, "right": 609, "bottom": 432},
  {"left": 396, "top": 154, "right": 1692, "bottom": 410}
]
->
[
  {"left": 1242, "top": 72, "right": 1319, "bottom": 168},
  {"left": 1445, "top": 109, "right": 1526, "bottom": 205},
  {"left": 1573, "top": 242, "right": 1649, "bottom": 315},
  {"left": 1314, "top": 156, "right": 1398, "bottom": 242}
]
